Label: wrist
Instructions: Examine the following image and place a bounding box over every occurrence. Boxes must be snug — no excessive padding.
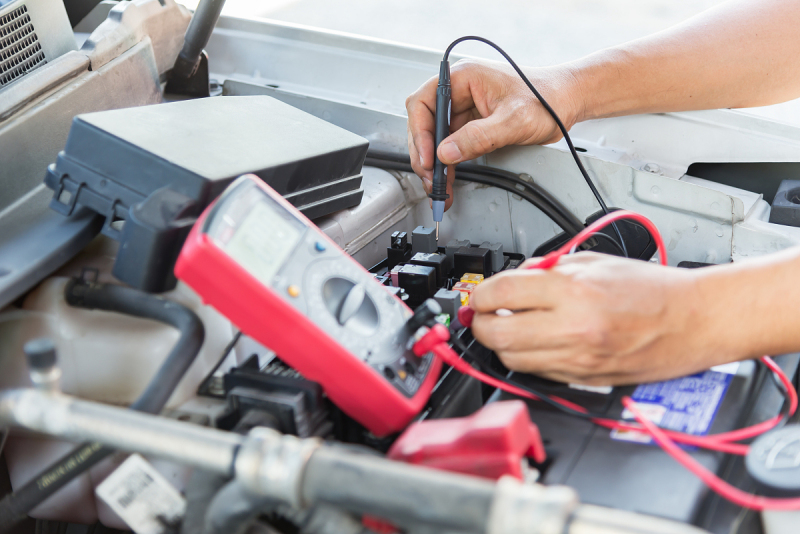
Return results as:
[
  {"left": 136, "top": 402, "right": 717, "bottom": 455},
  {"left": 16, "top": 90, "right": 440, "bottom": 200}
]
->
[
  {"left": 689, "top": 261, "right": 781, "bottom": 364},
  {"left": 557, "top": 62, "right": 589, "bottom": 127},
  {"left": 565, "top": 47, "right": 639, "bottom": 122},
  {"left": 685, "top": 268, "right": 748, "bottom": 365},
  {"left": 520, "top": 64, "right": 586, "bottom": 135}
]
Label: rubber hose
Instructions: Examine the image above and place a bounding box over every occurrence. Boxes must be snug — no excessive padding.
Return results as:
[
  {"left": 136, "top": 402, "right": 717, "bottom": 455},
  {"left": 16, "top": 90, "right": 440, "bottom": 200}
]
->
[
  {"left": 172, "top": 0, "right": 226, "bottom": 78},
  {"left": 183, "top": 411, "right": 280, "bottom": 534},
  {"left": 276, "top": 505, "right": 378, "bottom": 534},
  {"left": 203, "top": 480, "right": 277, "bottom": 534},
  {"left": 0, "top": 279, "right": 205, "bottom": 532},
  {"left": 364, "top": 152, "right": 584, "bottom": 235}
]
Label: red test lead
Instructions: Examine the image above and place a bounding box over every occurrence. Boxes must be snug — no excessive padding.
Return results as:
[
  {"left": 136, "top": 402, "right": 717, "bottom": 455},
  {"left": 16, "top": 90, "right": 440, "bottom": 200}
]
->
[{"left": 423, "top": 209, "right": 800, "bottom": 510}]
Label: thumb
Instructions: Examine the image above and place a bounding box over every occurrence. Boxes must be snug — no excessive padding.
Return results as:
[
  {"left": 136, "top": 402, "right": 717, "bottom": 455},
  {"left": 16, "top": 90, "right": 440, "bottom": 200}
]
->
[{"left": 437, "top": 114, "right": 512, "bottom": 164}]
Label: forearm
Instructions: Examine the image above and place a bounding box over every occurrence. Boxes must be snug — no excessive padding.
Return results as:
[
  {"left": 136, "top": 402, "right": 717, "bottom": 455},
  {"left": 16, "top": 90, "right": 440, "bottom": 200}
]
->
[
  {"left": 695, "top": 246, "right": 800, "bottom": 362},
  {"left": 568, "top": 0, "right": 800, "bottom": 121}
]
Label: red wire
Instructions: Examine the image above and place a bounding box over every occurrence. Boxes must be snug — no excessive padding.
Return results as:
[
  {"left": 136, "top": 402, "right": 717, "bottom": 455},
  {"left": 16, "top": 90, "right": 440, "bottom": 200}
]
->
[
  {"left": 527, "top": 210, "right": 668, "bottom": 270},
  {"left": 624, "top": 397, "right": 800, "bottom": 511},
  {"left": 430, "top": 341, "right": 752, "bottom": 455},
  {"left": 425, "top": 209, "right": 800, "bottom": 508}
]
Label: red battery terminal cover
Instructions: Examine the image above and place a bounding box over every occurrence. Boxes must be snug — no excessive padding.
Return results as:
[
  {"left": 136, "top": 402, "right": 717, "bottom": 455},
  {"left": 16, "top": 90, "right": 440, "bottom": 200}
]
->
[{"left": 387, "top": 400, "right": 546, "bottom": 480}]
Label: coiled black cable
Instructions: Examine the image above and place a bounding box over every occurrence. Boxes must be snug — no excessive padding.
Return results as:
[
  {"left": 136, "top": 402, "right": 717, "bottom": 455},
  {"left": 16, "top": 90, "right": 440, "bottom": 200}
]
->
[{"left": 0, "top": 277, "right": 205, "bottom": 532}]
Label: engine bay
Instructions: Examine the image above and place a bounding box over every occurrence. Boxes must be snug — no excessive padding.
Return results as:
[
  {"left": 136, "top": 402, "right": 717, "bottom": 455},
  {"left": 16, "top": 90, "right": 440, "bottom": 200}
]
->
[{"left": 2, "top": 2, "right": 800, "bottom": 534}]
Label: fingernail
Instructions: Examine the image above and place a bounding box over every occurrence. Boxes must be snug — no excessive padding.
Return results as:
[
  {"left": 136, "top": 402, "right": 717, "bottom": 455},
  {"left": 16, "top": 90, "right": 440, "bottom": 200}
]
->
[
  {"left": 419, "top": 152, "right": 426, "bottom": 168},
  {"left": 423, "top": 178, "right": 431, "bottom": 189},
  {"left": 439, "top": 142, "right": 462, "bottom": 164}
]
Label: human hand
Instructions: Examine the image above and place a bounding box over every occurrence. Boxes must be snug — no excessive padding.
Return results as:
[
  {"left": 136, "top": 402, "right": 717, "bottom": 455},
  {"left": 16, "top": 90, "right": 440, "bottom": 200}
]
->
[
  {"left": 468, "top": 253, "right": 735, "bottom": 386},
  {"left": 405, "top": 58, "right": 583, "bottom": 210}
]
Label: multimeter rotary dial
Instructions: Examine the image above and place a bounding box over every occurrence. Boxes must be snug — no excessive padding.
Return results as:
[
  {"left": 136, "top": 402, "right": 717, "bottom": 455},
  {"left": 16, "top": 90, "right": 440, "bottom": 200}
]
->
[{"left": 322, "top": 277, "right": 379, "bottom": 335}]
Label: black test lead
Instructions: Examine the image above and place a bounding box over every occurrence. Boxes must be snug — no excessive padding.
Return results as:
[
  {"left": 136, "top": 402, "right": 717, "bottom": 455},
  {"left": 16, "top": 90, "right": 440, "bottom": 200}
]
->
[
  {"left": 430, "top": 59, "right": 451, "bottom": 241},
  {"left": 432, "top": 36, "right": 628, "bottom": 256}
]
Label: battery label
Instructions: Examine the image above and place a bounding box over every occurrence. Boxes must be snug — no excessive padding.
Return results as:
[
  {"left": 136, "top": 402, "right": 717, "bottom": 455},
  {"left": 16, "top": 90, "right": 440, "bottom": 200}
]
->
[{"left": 611, "top": 369, "right": 734, "bottom": 444}]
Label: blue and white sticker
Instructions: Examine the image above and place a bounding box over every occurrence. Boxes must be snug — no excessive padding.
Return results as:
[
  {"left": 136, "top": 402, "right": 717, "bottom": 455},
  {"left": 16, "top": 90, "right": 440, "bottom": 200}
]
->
[{"left": 611, "top": 368, "right": 735, "bottom": 445}]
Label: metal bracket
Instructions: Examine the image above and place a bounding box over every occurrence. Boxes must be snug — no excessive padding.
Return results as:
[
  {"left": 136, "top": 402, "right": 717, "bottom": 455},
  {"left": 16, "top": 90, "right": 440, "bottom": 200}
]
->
[
  {"left": 235, "top": 427, "right": 321, "bottom": 509},
  {"left": 49, "top": 177, "right": 84, "bottom": 216},
  {"left": 165, "top": 50, "right": 210, "bottom": 98}
]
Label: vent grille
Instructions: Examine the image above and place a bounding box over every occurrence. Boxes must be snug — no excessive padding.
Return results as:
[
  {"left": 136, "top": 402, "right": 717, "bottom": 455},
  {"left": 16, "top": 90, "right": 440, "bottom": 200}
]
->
[{"left": 0, "top": 5, "right": 45, "bottom": 88}]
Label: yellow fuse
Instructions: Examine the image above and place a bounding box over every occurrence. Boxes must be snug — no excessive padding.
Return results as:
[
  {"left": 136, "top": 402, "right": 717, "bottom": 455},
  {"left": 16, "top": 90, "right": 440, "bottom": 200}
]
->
[
  {"left": 460, "top": 273, "right": 484, "bottom": 284},
  {"left": 460, "top": 292, "right": 469, "bottom": 306}
]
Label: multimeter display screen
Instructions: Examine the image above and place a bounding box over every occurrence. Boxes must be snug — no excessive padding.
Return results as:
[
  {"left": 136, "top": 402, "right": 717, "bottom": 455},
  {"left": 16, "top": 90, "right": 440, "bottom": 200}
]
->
[
  {"left": 207, "top": 180, "right": 305, "bottom": 286},
  {"left": 226, "top": 202, "right": 303, "bottom": 285}
]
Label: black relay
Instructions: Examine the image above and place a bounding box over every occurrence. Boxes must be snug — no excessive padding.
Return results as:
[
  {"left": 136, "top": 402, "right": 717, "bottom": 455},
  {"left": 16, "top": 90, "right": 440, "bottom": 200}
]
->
[
  {"left": 454, "top": 247, "right": 492, "bottom": 278},
  {"left": 410, "top": 252, "right": 449, "bottom": 286},
  {"left": 397, "top": 264, "right": 437, "bottom": 307},
  {"left": 388, "top": 231, "right": 412, "bottom": 269}
]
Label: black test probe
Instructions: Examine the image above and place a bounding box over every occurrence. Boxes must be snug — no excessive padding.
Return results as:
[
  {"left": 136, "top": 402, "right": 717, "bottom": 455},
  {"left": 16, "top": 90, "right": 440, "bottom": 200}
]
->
[
  {"left": 430, "top": 60, "right": 451, "bottom": 240},
  {"left": 430, "top": 37, "right": 628, "bottom": 256}
]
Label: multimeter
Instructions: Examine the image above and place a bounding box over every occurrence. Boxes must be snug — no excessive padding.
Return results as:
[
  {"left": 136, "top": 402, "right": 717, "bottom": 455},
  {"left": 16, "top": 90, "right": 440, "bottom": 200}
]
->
[{"left": 175, "top": 174, "right": 442, "bottom": 436}]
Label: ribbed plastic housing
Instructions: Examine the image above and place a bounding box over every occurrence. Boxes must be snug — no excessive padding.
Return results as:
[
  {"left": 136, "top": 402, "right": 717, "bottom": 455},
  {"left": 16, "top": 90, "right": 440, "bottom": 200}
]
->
[{"left": 0, "top": 4, "right": 46, "bottom": 87}]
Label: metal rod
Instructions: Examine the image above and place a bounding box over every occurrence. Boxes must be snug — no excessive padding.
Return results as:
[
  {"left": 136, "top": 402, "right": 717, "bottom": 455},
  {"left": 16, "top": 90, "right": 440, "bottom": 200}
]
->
[
  {"left": 302, "top": 447, "right": 496, "bottom": 532},
  {"left": 0, "top": 389, "right": 710, "bottom": 534},
  {"left": 0, "top": 389, "right": 241, "bottom": 475}
]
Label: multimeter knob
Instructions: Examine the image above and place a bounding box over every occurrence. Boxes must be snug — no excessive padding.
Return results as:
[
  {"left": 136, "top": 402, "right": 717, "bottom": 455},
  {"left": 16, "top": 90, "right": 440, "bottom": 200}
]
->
[
  {"left": 322, "top": 277, "right": 379, "bottom": 335},
  {"left": 338, "top": 283, "right": 366, "bottom": 325}
]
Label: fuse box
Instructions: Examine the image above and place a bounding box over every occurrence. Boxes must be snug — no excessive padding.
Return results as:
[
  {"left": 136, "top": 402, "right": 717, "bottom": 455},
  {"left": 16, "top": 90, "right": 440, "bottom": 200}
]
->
[{"left": 44, "top": 96, "right": 368, "bottom": 292}]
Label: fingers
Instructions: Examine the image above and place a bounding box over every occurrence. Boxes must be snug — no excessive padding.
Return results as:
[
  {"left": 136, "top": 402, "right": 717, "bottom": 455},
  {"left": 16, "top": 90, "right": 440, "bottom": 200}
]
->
[
  {"left": 407, "top": 76, "right": 459, "bottom": 204},
  {"left": 493, "top": 347, "right": 656, "bottom": 386},
  {"left": 408, "top": 129, "right": 432, "bottom": 192},
  {"left": 471, "top": 312, "right": 623, "bottom": 385},
  {"left": 469, "top": 269, "right": 568, "bottom": 313},
  {"left": 471, "top": 309, "right": 570, "bottom": 352},
  {"left": 436, "top": 110, "right": 518, "bottom": 165},
  {"left": 493, "top": 348, "right": 573, "bottom": 376},
  {"left": 406, "top": 76, "right": 438, "bottom": 185}
]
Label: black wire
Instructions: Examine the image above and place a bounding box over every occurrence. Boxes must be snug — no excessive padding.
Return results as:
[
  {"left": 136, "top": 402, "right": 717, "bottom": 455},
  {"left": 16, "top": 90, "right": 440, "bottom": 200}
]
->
[
  {"left": 365, "top": 153, "right": 584, "bottom": 235},
  {"left": 767, "top": 361, "right": 792, "bottom": 428},
  {"left": 570, "top": 231, "right": 627, "bottom": 256},
  {"left": 365, "top": 158, "right": 577, "bottom": 233},
  {"left": 366, "top": 151, "right": 582, "bottom": 232},
  {"left": 442, "top": 36, "right": 628, "bottom": 257},
  {"left": 449, "top": 335, "right": 606, "bottom": 419},
  {"left": 197, "top": 330, "right": 242, "bottom": 396},
  {"left": 449, "top": 333, "right": 792, "bottom": 441},
  {"left": 0, "top": 281, "right": 206, "bottom": 533}
]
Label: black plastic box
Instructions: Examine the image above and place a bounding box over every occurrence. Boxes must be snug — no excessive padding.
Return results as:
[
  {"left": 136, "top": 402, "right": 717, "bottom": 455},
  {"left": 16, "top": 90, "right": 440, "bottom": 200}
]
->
[
  {"left": 45, "top": 96, "right": 368, "bottom": 292},
  {"left": 397, "top": 264, "right": 436, "bottom": 308},
  {"left": 454, "top": 247, "right": 491, "bottom": 278}
]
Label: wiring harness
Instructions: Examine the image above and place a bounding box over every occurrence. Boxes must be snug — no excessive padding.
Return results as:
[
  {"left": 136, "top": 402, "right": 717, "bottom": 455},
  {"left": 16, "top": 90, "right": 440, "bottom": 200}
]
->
[
  {"left": 413, "top": 209, "right": 800, "bottom": 511},
  {"left": 365, "top": 151, "right": 584, "bottom": 236}
]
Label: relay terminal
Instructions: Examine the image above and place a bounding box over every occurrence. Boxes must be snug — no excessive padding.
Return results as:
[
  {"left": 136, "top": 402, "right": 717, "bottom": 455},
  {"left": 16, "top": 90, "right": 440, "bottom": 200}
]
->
[{"left": 176, "top": 175, "right": 442, "bottom": 436}]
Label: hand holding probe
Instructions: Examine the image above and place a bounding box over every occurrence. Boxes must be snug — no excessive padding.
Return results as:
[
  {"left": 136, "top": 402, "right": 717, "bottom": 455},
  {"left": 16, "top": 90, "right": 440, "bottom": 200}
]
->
[{"left": 430, "top": 60, "right": 451, "bottom": 241}]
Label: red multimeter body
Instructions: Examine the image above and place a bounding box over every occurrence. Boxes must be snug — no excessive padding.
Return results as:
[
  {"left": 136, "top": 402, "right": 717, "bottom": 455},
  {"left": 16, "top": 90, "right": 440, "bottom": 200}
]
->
[{"left": 175, "top": 174, "right": 441, "bottom": 436}]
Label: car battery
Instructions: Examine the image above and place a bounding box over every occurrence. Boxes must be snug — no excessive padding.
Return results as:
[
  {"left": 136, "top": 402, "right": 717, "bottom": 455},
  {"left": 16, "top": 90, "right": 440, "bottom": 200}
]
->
[
  {"left": 478, "top": 340, "right": 800, "bottom": 532},
  {"left": 44, "top": 95, "right": 368, "bottom": 292}
]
